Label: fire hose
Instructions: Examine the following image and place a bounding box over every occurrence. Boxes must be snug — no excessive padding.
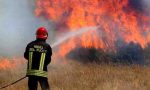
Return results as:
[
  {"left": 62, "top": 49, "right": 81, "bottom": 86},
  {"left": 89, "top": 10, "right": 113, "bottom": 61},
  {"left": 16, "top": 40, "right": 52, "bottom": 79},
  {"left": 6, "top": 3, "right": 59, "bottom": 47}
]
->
[{"left": 0, "top": 76, "right": 26, "bottom": 89}]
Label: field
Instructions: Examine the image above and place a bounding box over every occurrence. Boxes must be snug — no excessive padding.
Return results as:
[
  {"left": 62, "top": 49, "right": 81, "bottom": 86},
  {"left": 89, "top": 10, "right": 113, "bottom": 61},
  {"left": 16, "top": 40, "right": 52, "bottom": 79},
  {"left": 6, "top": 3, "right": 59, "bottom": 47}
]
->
[{"left": 0, "top": 58, "right": 150, "bottom": 90}]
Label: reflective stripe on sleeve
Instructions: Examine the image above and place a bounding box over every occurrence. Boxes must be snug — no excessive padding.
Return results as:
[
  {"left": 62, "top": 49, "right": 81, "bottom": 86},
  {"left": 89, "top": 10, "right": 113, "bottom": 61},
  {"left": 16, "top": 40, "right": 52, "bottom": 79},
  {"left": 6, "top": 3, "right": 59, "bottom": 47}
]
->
[{"left": 29, "top": 52, "right": 33, "bottom": 70}]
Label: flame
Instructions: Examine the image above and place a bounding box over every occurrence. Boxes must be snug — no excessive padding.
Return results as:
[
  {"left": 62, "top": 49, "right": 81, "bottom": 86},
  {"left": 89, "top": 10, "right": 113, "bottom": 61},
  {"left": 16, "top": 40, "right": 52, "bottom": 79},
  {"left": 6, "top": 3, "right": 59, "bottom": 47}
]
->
[
  {"left": 35, "top": 0, "right": 150, "bottom": 56},
  {"left": 0, "top": 58, "right": 25, "bottom": 70}
]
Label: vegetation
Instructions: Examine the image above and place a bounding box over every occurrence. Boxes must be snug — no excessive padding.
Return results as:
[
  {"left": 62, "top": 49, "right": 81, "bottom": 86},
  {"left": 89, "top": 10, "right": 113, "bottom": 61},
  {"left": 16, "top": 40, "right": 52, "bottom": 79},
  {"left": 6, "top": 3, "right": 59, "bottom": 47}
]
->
[
  {"left": 0, "top": 60, "right": 149, "bottom": 90},
  {"left": 67, "top": 42, "right": 150, "bottom": 65}
]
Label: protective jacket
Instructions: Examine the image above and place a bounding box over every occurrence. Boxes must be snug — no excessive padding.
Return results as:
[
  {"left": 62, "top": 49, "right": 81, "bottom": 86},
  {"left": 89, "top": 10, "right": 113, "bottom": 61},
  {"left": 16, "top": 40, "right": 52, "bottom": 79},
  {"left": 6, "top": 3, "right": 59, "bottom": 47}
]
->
[{"left": 24, "top": 39, "right": 52, "bottom": 77}]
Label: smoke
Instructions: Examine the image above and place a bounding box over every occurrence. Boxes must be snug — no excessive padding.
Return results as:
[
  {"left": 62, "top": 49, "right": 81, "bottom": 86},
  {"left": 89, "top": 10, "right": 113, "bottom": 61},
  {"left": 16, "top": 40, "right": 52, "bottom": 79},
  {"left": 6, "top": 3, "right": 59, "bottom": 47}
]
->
[
  {"left": 128, "top": 0, "right": 144, "bottom": 12},
  {"left": 127, "top": 0, "right": 150, "bottom": 15},
  {"left": 143, "top": 0, "right": 150, "bottom": 15},
  {"left": 0, "top": 0, "right": 55, "bottom": 57}
]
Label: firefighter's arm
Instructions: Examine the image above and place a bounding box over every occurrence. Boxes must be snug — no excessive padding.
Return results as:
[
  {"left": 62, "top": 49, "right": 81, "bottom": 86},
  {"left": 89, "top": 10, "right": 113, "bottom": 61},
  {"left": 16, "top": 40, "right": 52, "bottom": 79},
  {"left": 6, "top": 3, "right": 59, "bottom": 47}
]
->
[
  {"left": 24, "top": 45, "right": 29, "bottom": 60},
  {"left": 49, "top": 45, "right": 52, "bottom": 56},
  {"left": 47, "top": 45, "right": 52, "bottom": 64}
]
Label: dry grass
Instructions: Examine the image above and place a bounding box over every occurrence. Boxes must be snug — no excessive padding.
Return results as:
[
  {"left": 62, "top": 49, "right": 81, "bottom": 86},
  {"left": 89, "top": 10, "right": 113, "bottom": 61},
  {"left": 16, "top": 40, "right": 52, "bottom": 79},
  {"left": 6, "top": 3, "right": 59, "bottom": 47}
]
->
[{"left": 0, "top": 59, "right": 150, "bottom": 90}]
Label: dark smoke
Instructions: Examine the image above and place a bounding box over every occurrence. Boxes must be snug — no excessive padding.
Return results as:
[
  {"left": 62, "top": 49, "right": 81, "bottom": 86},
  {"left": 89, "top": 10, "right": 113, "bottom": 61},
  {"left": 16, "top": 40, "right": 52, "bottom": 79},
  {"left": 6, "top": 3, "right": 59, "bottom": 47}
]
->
[
  {"left": 128, "top": 0, "right": 144, "bottom": 13},
  {"left": 126, "top": 0, "right": 150, "bottom": 16},
  {"left": 128, "top": 0, "right": 150, "bottom": 17}
]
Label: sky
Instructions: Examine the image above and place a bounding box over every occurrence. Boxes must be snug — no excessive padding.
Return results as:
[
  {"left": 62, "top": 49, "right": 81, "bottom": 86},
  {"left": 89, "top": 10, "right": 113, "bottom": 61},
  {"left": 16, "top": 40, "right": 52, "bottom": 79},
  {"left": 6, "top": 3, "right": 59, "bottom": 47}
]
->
[{"left": 0, "top": 0, "right": 55, "bottom": 57}]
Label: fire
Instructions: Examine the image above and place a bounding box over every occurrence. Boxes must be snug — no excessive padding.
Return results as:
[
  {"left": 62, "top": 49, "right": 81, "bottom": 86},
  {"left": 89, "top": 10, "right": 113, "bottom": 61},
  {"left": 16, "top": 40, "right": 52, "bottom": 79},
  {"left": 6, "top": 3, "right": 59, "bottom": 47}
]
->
[
  {"left": 0, "top": 58, "right": 25, "bottom": 70},
  {"left": 35, "top": 0, "right": 150, "bottom": 56},
  {"left": 0, "top": 59, "right": 12, "bottom": 70}
]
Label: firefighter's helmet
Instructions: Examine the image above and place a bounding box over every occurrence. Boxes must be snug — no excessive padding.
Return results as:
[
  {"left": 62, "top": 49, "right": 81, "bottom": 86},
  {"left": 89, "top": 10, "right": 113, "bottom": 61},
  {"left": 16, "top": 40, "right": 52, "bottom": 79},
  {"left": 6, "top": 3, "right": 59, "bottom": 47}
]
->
[{"left": 36, "top": 27, "right": 48, "bottom": 39}]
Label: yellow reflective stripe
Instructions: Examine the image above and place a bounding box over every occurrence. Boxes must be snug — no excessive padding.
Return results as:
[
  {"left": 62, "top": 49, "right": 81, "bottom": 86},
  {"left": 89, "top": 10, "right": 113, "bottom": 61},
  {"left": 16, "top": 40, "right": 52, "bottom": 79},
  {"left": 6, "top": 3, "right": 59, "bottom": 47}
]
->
[
  {"left": 27, "top": 69, "right": 47, "bottom": 73},
  {"left": 39, "top": 53, "right": 46, "bottom": 70},
  {"left": 29, "top": 52, "right": 33, "bottom": 70},
  {"left": 27, "top": 73, "right": 47, "bottom": 77},
  {"left": 39, "top": 53, "right": 44, "bottom": 70},
  {"left": 41, "top": 53, "right": 46, "bottom": 70},
  {"left": 27, "top": 69, "right": 48, "bottom": 77}
]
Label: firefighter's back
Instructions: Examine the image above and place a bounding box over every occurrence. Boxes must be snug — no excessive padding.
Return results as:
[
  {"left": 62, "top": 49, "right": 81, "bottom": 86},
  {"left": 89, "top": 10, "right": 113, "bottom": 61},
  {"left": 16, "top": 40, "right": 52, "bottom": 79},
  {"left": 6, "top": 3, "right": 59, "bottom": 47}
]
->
[
  {"left": 24, "top": 27, "right": 51, "bottom": 90},
  {"left": 25, "top": 39, "right": 52, "bottom": 77}
]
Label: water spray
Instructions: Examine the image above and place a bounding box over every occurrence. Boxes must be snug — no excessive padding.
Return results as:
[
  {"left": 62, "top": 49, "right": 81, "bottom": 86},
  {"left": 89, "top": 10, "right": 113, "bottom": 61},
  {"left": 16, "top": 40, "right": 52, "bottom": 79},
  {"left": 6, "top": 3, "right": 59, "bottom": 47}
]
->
[{"left": 51, "top": 26, "right": 98, "bottom": 48}]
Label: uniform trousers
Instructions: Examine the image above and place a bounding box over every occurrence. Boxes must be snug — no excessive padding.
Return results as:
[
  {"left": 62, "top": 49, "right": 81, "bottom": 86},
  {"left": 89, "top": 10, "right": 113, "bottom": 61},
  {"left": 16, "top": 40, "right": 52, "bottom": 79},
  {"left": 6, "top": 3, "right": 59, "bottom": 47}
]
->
[{"left": 28, "top": 76, "right": 50, "bottom": 90}]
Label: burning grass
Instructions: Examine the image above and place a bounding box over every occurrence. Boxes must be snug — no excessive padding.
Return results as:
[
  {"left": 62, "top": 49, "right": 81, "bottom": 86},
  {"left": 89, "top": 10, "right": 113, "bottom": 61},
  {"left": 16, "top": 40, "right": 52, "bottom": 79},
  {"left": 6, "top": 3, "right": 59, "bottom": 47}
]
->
[{"left": 0, "top": 58, "right": 150, "bottom": 90}]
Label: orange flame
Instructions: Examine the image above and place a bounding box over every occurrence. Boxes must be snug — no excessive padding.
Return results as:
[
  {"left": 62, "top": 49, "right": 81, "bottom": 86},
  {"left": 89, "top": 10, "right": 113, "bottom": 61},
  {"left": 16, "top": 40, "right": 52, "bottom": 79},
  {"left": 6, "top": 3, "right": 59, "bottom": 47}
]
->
[
  {"left": 0, "top": 58, "right": 25, "bottom": 70},
  {"left": 35, "top": 0, "right": 150, "bottom": 56}
]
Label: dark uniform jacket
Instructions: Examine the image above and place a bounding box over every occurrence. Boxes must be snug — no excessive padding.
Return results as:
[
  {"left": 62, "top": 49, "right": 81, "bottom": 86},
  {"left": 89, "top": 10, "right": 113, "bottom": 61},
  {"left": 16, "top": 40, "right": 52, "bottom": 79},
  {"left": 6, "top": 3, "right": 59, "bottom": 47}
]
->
[{"left": 24, "top": 39, "right": 52, "bottom": 77}]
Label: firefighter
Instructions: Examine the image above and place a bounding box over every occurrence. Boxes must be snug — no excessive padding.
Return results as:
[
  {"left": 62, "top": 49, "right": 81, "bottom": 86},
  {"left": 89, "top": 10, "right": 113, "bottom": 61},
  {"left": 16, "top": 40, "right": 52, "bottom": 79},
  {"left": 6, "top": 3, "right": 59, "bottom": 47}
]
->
[{"left": 24, "top": 27, "right": 52, "bottom": 90}]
